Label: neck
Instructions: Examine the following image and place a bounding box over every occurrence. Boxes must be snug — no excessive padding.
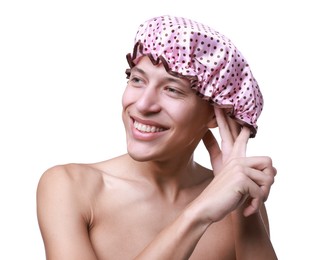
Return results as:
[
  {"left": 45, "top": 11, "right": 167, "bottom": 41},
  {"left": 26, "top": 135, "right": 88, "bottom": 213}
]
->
[{"left": 125, "top": 153, "right": 204, "bottom": 202}]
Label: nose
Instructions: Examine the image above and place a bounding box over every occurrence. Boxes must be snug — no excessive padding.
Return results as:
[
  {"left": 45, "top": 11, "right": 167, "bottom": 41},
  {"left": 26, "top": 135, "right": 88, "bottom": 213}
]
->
[{"left": 136, "top": 85, "right": 161, "bottom": 114}]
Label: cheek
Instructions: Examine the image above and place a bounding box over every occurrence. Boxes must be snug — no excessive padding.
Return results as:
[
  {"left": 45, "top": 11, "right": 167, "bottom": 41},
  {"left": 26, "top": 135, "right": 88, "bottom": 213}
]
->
[
  {"left": 122, "top": 86, "right": 134, "bottom": 109},
  {"left": 179, "top": 103, "right": 213, "bottom": 131}
]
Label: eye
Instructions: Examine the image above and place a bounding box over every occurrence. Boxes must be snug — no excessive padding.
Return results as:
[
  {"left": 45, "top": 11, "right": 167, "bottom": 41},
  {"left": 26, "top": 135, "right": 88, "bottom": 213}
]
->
[
  {"left": 164, "top": 86, "right": 184, "bottom": 96},
  {"left": 166, "top": 87, "right": 177, "bottom": 93},
  {"left": 128, "top": 75, "right": 144, "bottom": 87},
  {"left": 131, "top": 76, "right": 141, "bottom": 83}
]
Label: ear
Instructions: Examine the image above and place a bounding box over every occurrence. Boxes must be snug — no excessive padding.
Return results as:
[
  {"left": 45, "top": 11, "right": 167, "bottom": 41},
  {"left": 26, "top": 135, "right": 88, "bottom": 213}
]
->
[
  {"left": 206, "top": 104, "right": 218, "bottom": 128},
  {"left": 206, "top": 115, "right": 217, "bottom": 128}
]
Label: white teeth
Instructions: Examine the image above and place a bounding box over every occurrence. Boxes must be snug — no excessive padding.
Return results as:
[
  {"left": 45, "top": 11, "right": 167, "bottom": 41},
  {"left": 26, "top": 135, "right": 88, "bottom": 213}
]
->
[{"left": 134, "top": 121, "right": 165, "bottom": 133}]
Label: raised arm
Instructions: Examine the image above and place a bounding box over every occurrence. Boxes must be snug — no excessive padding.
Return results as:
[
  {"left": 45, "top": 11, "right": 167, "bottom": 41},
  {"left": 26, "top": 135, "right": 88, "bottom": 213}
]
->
[
  {"left": 205, "top": 107, "right": 278, "bottom": 259},
  {"left": 134, "top": 108, "right": 277, "bottom": 260},
  {"left": 134, "top": 156, "right": 276, "bottom": 259}
]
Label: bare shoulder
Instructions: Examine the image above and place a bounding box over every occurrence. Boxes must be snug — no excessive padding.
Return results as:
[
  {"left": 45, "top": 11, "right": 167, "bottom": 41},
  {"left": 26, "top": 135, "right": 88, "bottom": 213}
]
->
[
  {"left": 36, "top": 162, "right": 117, "bottom": 259},
  {"left": 36, "top": 163, "right": 106, "bottom": 223},
  {"left": 38, "top": 163, "right": 104, "bottom": 190},
  {"left": 36, "top": 155, "right": 127, "bottom": 205}
]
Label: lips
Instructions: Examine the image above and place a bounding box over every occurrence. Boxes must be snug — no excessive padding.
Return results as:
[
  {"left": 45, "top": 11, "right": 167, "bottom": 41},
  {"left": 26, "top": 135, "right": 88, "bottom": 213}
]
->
[
  {"left": 131, "top": 116, "right": 168, "bottom": 134},
  {"left": 133, "top": 120, "right": 166, "bottom": 133}
]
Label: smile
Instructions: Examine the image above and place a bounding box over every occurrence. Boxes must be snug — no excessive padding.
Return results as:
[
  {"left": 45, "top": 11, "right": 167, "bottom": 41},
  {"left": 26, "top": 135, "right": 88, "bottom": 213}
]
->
[{"left": 133, "top": 121, "right": 166, "bottom": 133}]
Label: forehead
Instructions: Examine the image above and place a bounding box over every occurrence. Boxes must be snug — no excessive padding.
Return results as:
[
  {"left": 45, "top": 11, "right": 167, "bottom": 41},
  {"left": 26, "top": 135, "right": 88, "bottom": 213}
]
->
[{"left": 131, "top": 56, "right": 191, "bottom": 87}]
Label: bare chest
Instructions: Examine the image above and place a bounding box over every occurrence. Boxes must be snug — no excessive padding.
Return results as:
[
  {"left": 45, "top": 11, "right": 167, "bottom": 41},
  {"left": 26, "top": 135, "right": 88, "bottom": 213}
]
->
[
  {"left": 87, "top": 171, "right": 235, "bottom": 259},
  {"left": 89, "top": 206, "right": 235, "bottom": 260}
]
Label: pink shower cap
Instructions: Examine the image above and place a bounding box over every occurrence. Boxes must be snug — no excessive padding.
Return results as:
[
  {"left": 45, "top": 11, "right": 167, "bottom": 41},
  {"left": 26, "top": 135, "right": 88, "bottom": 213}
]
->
[{"left": 126, "top": 15, "right": 263, "bottom": 137}]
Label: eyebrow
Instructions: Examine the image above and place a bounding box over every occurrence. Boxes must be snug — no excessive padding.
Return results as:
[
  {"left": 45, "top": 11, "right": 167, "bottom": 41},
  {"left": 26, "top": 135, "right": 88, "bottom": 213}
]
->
[
  {"left": 130, "top": 67, "right": 190, "bottom": 88},
  {"left": 131, "top": 67, "right": 146, "bottom": 76}
]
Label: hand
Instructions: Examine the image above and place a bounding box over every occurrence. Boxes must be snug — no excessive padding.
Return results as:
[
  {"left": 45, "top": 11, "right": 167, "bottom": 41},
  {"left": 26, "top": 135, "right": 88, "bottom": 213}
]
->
[
  {"left": 203, "top": 107, "right": 246, "bottom": 174},
  {"left": 200, "top": 107, "right": 276, "bottom": 220}
]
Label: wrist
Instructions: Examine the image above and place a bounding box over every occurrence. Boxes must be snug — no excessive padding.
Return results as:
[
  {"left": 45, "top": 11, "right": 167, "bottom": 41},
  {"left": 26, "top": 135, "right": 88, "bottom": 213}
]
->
[{"left": 183, "top": 201, "right": 214, "bottom": 229}]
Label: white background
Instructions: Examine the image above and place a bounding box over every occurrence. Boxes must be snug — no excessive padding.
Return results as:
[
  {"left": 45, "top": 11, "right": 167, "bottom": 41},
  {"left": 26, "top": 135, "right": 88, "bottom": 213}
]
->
[{"left": 1, "top": 0, "right": 313, "bottom": 259}]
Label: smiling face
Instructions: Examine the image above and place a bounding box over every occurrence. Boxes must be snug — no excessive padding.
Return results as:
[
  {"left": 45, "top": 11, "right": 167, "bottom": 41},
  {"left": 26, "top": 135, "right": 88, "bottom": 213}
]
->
[{"left": 122, "top": 56, "right": 216, "bottom": 162}]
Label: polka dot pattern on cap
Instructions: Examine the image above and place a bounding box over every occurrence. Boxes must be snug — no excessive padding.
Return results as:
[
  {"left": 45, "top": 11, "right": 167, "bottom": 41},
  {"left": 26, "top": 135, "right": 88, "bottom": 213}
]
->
[{"left": 126, "top": 15, "right": 263, "bottom": 137}]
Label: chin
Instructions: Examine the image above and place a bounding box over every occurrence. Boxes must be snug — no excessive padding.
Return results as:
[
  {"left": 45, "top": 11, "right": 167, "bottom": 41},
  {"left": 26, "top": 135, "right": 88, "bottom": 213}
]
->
[
  {"left": 126, "top": 142, "right": 167, "bottom": 162},
  {"left": 127, "top": 150, "right": 154, "bottom": 162},
  {"left": 125, "top": 137, "right": 163, "bottom": 162}
]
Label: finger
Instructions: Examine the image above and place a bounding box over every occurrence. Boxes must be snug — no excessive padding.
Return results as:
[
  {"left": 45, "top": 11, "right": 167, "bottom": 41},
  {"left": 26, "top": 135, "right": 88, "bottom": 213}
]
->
[
  {"left": 234, "top": 156, "right": 276, "bottom": 179},
  {"left": 244, "top": 167, "right": 275, "bottom": 201},
  {"left": 226, "top": 116, "right": 241, "bottom": 141},
  {"left": 239, "top": 179, "right": 265, "bottom": 217},
  {"left": 259, "top": 164, "right": 276, "bottom": 202},
  {"left": 243, "top": 197, "right": 262, "bottom": 217},
  {"left": 243, "top": 156, "right": 275, "bottom": 173},
  {"left": 244, "top": 166, "right": 274, "bottom": 185},
  {"left": 263, "top": 164, "right": 277, "bottom": 177},
  {"left": 214, "top": 107, "right": 234, "bottom": 146},
  {"left": 231, "top": 126, "right": 250, "bottom": 158},
  {"left": 202, "top": 130, "right": 220, "bottom": 156},
  {"left": 202, "top": 130, "right": 221, "bottom": 171},
  {"left": 235, "top": 156, "right": 276, "bottom": 202}
]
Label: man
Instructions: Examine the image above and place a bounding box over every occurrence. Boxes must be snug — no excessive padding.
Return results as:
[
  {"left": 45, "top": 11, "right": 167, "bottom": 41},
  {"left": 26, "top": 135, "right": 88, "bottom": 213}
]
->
[{"left": 37, "top": 15, "right": 277, "bottom": 259}]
